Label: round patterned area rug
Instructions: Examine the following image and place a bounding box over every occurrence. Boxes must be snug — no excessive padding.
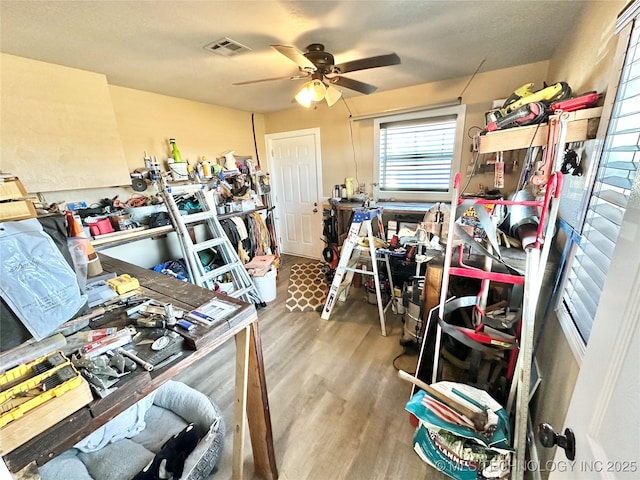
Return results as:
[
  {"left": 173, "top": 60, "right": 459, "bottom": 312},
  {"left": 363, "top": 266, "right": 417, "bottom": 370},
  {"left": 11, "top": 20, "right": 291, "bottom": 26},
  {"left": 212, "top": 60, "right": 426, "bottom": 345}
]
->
[{"left": 285, "top": 262, "right": 328, "bottom": 312}]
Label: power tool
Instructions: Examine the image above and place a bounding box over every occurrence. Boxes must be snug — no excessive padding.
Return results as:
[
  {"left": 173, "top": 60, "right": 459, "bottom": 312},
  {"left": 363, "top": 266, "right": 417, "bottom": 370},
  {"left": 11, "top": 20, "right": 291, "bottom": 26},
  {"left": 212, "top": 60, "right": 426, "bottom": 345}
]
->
[
  {"left": 483, "top": 102, "right": 547, "bottom": 133},
  {"left": 502, "top": 82, "right": 572, "bottom": 114},
  {"left": 550, "top": 91, "right": 599, "bottom": 113}
]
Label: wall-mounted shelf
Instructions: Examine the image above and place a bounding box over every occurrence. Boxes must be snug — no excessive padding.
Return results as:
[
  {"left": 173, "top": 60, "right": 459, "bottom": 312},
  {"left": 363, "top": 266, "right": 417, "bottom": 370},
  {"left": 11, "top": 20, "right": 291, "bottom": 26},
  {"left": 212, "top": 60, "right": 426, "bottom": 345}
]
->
[
  {"left": 476, "top": 107, "right": 602, "bottom": 154},
  {"left": 218, "top": 205, "right": 267, "bottom": 220}
]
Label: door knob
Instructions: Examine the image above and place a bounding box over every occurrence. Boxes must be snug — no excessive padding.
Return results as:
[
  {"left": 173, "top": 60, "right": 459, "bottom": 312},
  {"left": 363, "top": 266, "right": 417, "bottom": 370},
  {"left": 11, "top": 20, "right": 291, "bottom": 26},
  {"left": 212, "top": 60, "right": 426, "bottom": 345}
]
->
[
  {"left": 313, "top": 208, "right": 318, "bottom": 213},
  {"left": 538, "top": 423, "right": 576, "bottom": 460}
]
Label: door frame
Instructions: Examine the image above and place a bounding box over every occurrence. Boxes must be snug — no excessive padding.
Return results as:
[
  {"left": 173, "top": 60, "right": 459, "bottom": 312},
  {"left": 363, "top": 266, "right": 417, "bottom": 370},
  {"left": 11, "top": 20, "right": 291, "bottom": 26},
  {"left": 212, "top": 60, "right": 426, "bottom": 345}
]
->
[{"left": 265, "top": 127, "right": 323, "bottom": 258}]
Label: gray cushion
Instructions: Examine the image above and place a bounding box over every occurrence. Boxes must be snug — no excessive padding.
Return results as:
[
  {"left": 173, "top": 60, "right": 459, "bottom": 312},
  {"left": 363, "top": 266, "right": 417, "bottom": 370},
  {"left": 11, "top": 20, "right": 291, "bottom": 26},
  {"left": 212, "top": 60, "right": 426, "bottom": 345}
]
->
[
  {"left": 38, "top": 450, "right": 92, "bottom": 480},
  {"left": 39, "top": 381, "right": 225, "bottom": 480},
  {"left": 78, "top": 439, "right": 154, "bottom": 480},
  {"left": 133, "top": 404, "right": 190, "bottom": 452}
]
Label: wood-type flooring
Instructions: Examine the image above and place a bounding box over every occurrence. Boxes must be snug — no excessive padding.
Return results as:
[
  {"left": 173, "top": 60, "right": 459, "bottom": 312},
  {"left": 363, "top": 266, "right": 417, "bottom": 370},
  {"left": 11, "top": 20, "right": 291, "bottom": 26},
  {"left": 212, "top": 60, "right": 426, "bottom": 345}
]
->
[{"left": 176, "top": 255, "right": 448, "bottom": 480}]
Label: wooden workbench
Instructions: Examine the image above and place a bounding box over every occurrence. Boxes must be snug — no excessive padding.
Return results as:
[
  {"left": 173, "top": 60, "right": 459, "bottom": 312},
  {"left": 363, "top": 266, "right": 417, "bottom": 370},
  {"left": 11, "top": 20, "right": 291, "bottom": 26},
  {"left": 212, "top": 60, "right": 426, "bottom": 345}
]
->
[{"left": 3, "top": 254, "right": 278, "bottom": 480}]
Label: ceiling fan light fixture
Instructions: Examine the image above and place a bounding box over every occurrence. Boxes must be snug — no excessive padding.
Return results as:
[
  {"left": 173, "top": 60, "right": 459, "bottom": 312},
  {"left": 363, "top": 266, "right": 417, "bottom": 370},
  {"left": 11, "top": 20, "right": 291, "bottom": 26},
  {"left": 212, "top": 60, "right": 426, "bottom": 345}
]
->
[
  {"left": 310, "top": 79, "right": 327, "bottom": 101},
  {"left": 325, "top": 85, "right": 342, "bottom": 107},
  {"left": 295, "top": 79, "right": 326, "bottom": 107},
  {"left": 295, "top": 82, "right": 315, "bottom": 108},
  {"left": 295, "top": 80, "right": 341, "bottom": 108}
]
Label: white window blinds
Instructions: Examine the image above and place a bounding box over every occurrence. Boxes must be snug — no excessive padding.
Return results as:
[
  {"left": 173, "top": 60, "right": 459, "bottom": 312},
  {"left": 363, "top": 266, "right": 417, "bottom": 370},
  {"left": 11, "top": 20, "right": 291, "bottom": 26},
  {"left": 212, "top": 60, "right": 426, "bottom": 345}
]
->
[
  {"left": 562, "top": 19, "right": 639, "bottom": 343},
  {"left": 378, "top": 115, "right": 457, "bottom": 193}
]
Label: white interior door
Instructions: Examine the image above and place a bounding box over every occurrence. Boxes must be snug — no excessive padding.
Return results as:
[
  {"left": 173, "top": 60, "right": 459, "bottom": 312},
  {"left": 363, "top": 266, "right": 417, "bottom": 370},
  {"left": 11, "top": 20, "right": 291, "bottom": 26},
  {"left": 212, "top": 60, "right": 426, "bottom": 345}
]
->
[
  {"left": 266, "top": 128, "right": 323, "bottom": 259},
  {"left": 549, "top": 201, "right": 640, "bottom": 478}
]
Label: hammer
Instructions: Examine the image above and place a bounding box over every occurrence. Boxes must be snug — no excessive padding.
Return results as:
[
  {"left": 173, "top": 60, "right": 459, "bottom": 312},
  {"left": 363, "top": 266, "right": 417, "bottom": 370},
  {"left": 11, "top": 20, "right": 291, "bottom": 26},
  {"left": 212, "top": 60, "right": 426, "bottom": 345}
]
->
[{"left": 398, "top": 370, "right": 488, "bottom": 432}]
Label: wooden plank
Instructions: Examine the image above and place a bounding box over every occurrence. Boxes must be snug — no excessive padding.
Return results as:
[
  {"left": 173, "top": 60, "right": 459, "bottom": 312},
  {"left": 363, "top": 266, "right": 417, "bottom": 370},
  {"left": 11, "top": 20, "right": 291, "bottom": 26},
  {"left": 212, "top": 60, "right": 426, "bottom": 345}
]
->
[
  {"left": 92, "top": 225, "right": 173, "bottom": 249},
  {"left": 421, "top": 260, "right": 443, "bottom": 337},
  {"left": 477, "top": 107, "right": 602, "bottom": 154},
  {"left": 246, "top": 321, "right": 278, "bottom": 480},
  {"left": 233, "top": 326, "right": 250, "bottom": 480},
  {"left": 0, "top": 379, "right": 93, "bottom": 455},
  {"left": 87, "top": 370, "right": 152, "bottom": 418},
  {"left": 0, "top": 200, "right": 36, "bottom": 222},
  {"left": 0, "top": 177, "right": 28, "bottom": 200}
]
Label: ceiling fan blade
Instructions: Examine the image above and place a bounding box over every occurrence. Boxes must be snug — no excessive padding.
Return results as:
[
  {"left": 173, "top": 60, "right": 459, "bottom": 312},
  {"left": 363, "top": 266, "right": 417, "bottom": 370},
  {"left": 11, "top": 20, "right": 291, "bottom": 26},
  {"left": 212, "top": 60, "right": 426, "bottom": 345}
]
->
[
  {"left": 271, "top": 45, "right": 317, "bottom": 70},
  {"left": 333, "top": 53, "right": 401, "bottom": 74},
  {"left": 330, "top": 76, "right": 377, "bottom": 95},
  {"left": 233, "top": 74, "right": 308, "bottom": 86}
]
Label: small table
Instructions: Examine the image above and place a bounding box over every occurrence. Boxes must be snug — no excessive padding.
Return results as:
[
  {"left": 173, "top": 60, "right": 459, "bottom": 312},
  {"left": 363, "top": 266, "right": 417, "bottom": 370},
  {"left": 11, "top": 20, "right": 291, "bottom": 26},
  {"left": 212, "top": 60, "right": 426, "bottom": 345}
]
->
[{"left": 3, "top": 254, "right": 278, "bottom": 480}]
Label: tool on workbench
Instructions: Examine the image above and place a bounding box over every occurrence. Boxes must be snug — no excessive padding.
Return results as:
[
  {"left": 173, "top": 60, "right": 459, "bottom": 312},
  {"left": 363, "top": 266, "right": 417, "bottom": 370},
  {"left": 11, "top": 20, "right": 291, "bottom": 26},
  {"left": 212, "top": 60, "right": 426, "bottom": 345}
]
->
[
  {"left": 0, "top": 334, "right": 67, "bottom": 374},
  {"left": 80, "top": 326, "right": 136, "bottom": 359},
  {"left": 116, "top": 347, "right": 154, "bottom": 371},
  {"left": 132, "top": 329, "right": 185, "bottom": 367},
  {"left": 55, "top": 304, "right": 122, "bottom": 336},
  {"left": 159, "top": 178, "right": 264, "bottom": 305},
  {"left": 0, "top": 352, "right": 67, "bottom": 392},
  {"left": 164, "top": 303, "right": 176, "bottom": 326},
  {"left": 107, "top": 274, "right": 140, "bottom": 295},
  {"left": 153, "top": 351, "right": 183, "bottom": 370},
  {"left": 106, "top": 351, "right": 137, "bottom": 374},
  {"left": 0, "top": 353, "right": 83, "bottom": 428},
  {"left": 133, "top": 317, "right": 166, "bottom": 328}
]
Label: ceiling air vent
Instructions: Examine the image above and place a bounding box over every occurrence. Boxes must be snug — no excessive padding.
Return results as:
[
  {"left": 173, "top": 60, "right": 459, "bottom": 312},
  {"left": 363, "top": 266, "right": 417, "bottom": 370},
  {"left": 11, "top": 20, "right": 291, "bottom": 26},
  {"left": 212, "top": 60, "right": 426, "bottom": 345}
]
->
[{"left": 203, "top": 37, "right": 251, "bottom": 57}]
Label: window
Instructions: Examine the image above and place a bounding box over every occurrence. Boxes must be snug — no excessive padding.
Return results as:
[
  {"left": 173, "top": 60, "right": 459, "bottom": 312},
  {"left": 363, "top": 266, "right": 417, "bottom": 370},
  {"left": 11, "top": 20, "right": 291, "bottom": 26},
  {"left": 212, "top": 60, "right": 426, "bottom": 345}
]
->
[
  {"left": 373, "top": 105, "right": 466, "bottom": 202},
  {"left": 557, "top": 8, "right": 639, "bottom": 355}
]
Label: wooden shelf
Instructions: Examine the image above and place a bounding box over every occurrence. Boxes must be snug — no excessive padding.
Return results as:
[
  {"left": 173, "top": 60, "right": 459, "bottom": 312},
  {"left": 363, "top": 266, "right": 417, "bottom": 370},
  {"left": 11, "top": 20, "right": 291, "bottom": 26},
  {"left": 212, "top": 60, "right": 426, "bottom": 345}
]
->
[
  {"left": 476, "top": 107, "right": 602, "bottom": 154},
  {"left": 218, "top": 205, "right": 267, "bottom": 220},
  {"left": 92, "top": 225, "right": 173, "bottom": 249}
]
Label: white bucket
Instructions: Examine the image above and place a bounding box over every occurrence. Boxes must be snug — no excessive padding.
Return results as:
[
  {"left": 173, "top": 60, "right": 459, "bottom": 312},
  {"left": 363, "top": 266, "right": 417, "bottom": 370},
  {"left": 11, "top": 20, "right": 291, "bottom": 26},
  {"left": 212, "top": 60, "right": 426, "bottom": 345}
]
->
[
  {"left": 217, "top": 281, "right": 235, "bottom": 294},
  {"left": 254, "top": 268, "right": 277, "bottom": 303}
]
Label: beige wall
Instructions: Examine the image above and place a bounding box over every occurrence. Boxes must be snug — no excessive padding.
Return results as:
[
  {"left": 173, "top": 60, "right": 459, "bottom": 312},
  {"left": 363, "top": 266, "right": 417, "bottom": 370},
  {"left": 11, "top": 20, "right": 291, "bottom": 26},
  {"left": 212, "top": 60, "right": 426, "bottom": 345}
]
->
[
  {"left": 264, "top": 61, "right": 551, "bottom": 199},
  {"left": 547, "top": 0, "right": 627, "bottom": 96},
  {"left": 26, "top": 77, "right": 266, "bottom": 206},
  {"left": 109, "top": 85, "right": 266, "bottom": 173},
  {"left": 530, "top": 0, "right": 625, "bottom": 475},
  {"left": 0, "top": 53, "right": 130, "bottom": 193}
]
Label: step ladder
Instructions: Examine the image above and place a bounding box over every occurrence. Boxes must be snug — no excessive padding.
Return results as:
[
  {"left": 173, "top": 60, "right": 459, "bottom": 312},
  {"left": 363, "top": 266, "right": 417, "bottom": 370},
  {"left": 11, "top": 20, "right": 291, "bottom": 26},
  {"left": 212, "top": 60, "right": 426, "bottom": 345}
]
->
[
  {"left": 428, "top": 172, "right": 562, "bottom": 480},
  {"left": 321, "top": 207, "right": 394, "bottom": 336},
  {"left": 159, "top": 178, "right": 264, "bottom": 305}
]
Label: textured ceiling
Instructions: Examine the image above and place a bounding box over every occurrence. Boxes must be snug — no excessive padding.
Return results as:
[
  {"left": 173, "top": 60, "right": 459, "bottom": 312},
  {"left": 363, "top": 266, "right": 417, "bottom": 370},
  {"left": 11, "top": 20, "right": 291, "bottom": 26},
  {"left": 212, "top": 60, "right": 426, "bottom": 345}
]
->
[{"left": 0, "top": 1, "right": 588, "bottom": 113}]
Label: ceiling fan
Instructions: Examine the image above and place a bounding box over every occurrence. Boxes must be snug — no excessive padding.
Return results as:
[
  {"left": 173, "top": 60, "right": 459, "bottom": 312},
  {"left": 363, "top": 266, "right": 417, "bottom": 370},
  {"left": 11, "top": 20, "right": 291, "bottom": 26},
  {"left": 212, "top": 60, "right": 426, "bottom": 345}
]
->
[{"left": 233, "top": 43, "right": 401, "bottom": 107}]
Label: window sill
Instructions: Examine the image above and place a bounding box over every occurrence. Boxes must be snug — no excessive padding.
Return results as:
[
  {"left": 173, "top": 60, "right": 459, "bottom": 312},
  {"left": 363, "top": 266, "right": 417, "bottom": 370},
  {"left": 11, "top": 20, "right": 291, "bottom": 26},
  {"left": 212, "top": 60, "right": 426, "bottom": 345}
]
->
[{"left": 555, "top": 303, "right": 587, "bottom": 366}]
